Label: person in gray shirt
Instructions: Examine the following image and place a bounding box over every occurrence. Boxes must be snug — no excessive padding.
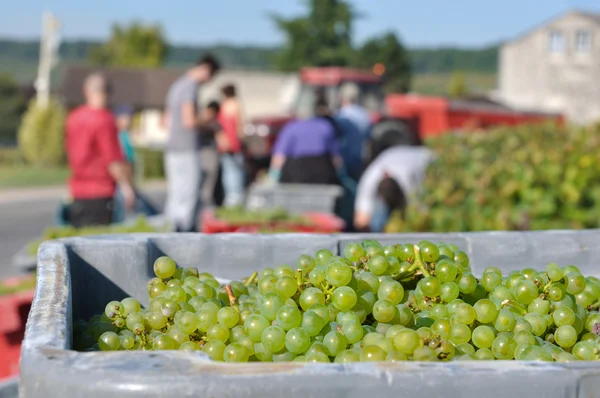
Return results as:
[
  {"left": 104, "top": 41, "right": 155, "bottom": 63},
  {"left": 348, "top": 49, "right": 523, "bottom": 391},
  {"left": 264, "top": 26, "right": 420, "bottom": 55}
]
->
[{"left": 163, "top": 55, "right": 220, "bottom": 232}]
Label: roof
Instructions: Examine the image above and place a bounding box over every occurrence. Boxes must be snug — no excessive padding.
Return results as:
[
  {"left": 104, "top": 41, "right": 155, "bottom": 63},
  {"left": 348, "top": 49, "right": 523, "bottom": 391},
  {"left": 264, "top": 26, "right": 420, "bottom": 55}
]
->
[
  {"left": 300, "top": 67, "right": 381, "bottom": 86},
  {"left": 61, "top": 65, "right": 185, "bottom": 109},
  {"left": 504, "top": 9, "right": 600, "bottom": 47}
]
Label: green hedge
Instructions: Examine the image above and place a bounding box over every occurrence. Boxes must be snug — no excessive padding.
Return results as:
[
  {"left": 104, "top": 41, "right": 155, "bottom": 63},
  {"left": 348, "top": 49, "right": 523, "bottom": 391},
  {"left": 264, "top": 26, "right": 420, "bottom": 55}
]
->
[{"left": 135, "top": 147, "right": 165, "bottom": 180}]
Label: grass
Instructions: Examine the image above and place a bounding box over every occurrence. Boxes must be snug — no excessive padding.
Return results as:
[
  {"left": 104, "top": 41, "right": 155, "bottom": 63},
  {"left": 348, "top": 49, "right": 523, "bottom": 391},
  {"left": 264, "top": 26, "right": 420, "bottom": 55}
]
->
[
  {"left": 412, "top": 72, "right": 497, "bottom": 96},
  {"left": 0, "top": 165, "right": 69, "bottom": 189}
]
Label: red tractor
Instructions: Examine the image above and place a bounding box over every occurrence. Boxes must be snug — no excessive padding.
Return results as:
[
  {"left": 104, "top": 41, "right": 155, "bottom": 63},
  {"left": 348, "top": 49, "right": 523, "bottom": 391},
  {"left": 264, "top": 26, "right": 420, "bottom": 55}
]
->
[{"left": 241, "top": 67, "right": 422, "bottom": 180}]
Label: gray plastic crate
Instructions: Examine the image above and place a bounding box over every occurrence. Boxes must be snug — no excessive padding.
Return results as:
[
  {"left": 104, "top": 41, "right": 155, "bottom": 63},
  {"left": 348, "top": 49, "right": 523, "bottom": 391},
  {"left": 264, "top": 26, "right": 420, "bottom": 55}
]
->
[
  {"left": 246, "top": 183, "right": 343, "bottom": 214},
  {"left": 20, "top": 231, "right": 600, "bottom": 398},
  {"left": 0, "top": 377, "right": 18, "bottom": 398}
]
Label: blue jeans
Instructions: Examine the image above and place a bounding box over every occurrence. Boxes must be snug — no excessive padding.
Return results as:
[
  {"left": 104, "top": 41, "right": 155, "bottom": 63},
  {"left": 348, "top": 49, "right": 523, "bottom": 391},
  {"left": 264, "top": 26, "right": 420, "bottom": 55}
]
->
[
  {"left": 221, "top": 153, "right": 245, "bottom": 207},
  {"left": 113, "top": 187, "right": 159, "bottom": 224},
  {"left": 369, "top": 198, "right": 390, "bottom": 233}
]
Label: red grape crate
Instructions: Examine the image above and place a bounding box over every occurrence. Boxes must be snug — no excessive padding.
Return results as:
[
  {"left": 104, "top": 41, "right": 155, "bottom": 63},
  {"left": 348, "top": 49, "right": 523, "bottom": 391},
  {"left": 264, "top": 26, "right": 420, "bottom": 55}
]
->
[
  {"left": 0, "top": 276, "right": 35, "bottom": 381},
  {"left": 200, "top": 209, "right": 345, "bottom": 234}
]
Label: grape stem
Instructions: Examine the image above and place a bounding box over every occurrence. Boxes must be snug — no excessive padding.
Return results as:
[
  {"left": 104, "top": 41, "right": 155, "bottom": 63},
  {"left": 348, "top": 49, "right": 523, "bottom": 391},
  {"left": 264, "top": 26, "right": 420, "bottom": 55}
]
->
[
  {"left": 244, "top": 271, "right": 258, "bottom": 286},
  {"left": 411, "top": 245, "right": 430, "bottom": 277},
  {"left": 500, "top": 299, "right": 527, "bottom": 316},
  {"left": 225, "top": 285, "right": 239, "bottom": 311}
]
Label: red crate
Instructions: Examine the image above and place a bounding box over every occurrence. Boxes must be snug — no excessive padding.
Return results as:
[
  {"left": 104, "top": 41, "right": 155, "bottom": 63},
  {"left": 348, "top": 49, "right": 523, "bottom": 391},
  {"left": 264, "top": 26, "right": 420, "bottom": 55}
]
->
[
  {"left": 0, "top": 277, "right": 35, "bottom": 381},
  {"left": 201, "top": 210, "right": 345, "bottom": 234}
]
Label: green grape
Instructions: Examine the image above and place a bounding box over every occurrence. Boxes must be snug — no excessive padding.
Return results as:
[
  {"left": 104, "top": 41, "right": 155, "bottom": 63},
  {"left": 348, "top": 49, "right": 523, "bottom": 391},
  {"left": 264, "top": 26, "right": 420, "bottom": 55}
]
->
[
  {"left": 261, "top": 325, "right": 286, "bottom": 353},
  {"left": 308, "top": 304, "right": 330, "bottom": 322},
  {"left": 230, "top": 325, "right": 246, "bottom": 342},
  {"left": 585, "top": 312, "right": 600, "bottom": 332},
  {"left": 183, "top": 276, "right": 200, "bottom": 288},
  {"left": 306, "top": 342, "right": 328, "bottom": 357},
  {"left": 576, "top": 291, "right": 595, "bottom": 308},
  {"left": 332, "top": 286, "right": 358, "bottom": 311},
  {"left": 432, "top": 318, "right": 452, "bottom": 339},
  {"left": 473, "top": 299, "right": 498, "bottom": 323},
  {"left": 309, "top": 268, "right": 326, "bottom": 287},
  {"left": 297, "top": 255, "right": 316, "bottom": 274},
  {"left": 179, "top": 341, "right": 199, "bottom": 351},
  {"left": 547, "top": 263, "right": 563, "bottom": 281},
  {"left": 528, "top": 297, "right": 550, "bottom": 315},
  {"left": 161, "top": 300, "right": 179, "bottom": 318},
  {"left": 126, "top": 313, "right": 144, "bottom": 331},
  {"left": 435, "top": 340, "right": 456, "bottom": 361},
  {"left": 430, "top": 304, "right": 449, "bottom": 320},
  {"left": 491, "top": 334, "right": 517, "bottom": 359},
  {"left": 121, "top": 298, "right": 141, "bottom": 316},
  {"left": 274, "top": 264, "right": 295, "bottom": 279},
  {"left": 305, "top": 352, "right": 330, "bottom": 363},
  {"left": 167, "top": 326, "right": 190, "bottom": 347},
  {"left": 207, "top": 323, "right": 230, "bottom": 343},
  {"left": 524, "top": 312, "right": 547, "bottom": 336},
  {"left": 223, "top": 343, "right": 250, "bottom": 362},
  {"left": 259, "top": 268, "right": 274, "bottom": 277},
  {"left": 420, "top": 276, "right": 442, "bottom": 298},
  {"left": 513, "top": 318, "right": 533, "bottom": 334},
  {"left": 372, "top": 300, "right": 396, "bottom": 323},
  {"left": 217, "top": 306, "right": 240, "bottom": 329},
  {"left": 393, "top": 329, "right": 420, "bottom": 355},
  {"left": 188, "top": 296, "right": 207, "bottom": 312},
  {"left": 494, "top": 309, "right": 516, "bottom": 332},
  {"left": 396, "top": 244, "right": 414, "bottom": 262},
  {"left": 514, "top": 280, "right": 539, "bottom": 305},
  {"left": 193, "top": 282, "right": 215, "bottom": 299},
  {"left": 197, "top": 310, "right": 218, "bottom": 333},
  {"left": 413, "top": 346, "right": 437, "bottom": 361},
  {"left": 446, "top": 299, "right": 464, "bottom": 315},
  {"left": 490, "top": 285, "right": 514, "bottom": 302},
  {"left": 483, "top": 266, "right": 503, "bottom": 277},
  {"left": 453, "top": 303, "right": 476, "bottom": 325},
  {"left": 337, "top": 311, "right": 360, "bottom": 326},
  {"left": 315, "top": 249, "right": 334, "bottom": 266},
  {"left": 520, "top": 346, "right": 553, "bottom": 361},
  {"left": 323, "top": 331, "right": 348, "bottom": 356},
  {"left": 553, "top": 306, "right": 576, "bottom": 326},
  {"left": 418, "top": 241, "right": 440, "bottom": 263},
  {"left": 440, "top": 282, "right": 460, "bottom": 302},
  {"left": 360, "top": 345, "right": 386, "bottom": 362},
  {"left": 554, "top": 325, "right": 577, "bottom": 348},
  {"left": 341, "top": 322, "right": 364, "bottom": 344},
  {"left": 147, "top": 312, "right": 168, "bottom": 330},
  {"left": 285, "top": 328, "right": 311, "bottom": 354},
  {"left": 166, "top": 279, "right": 182, "bottom": 289},
  {"left": 173, "top": 311, "right": 198, "bottom": 335},
  {"left": 474, "top": 348, "right": 495, "bottom": 360},
  {"left": 395, "top": 304, "right": 415, "bottom": 327},
  {"left": 253, "top": 343, "right": 273, "bottom": 362},
  {"left": 203, "top": 279, "right": 220, "bottom": 290},
  {"left": 104, "top": 301, "right": 125, "bottom": 320},
  {"left": 299, "top": 288, "right": 326, "bottom": 311},
  {"left": 244, "top": 314, "right": 270, "bottom": 342},
  {"left": 325, "top": 261, "right": 353, "bottom": 287},
  {"left": 449, "top": 323, "right": 471, "bottom": 345},
  {"left": 481, "top": 272, "right": 502, "bottom": 292},
  {"left": 258, "top": 275, "right": 278, "bottom": 295},
  {"left": 453, "top": 251, "right": 469, "bottom": 269},
  {"left": 259, "top": 293, "right": 285, "bottom": 321},
  {"left": 153, "top": 334, "right": 176, "bottom": 350},
  {"left": 456, "top": 343, "right": 476, "bottom": 356},
  {"left": 166, "top": 286, "right": 188, "bottom": 303},
  {"left": 357, "top": 272, "right": 380, "bottom": 293},
  {"left": 98, "top": 331, "right": 120, "bottom": 351},
  {"left": 367, "top": 255, "right": 389, "bottom": 276},
  {"left": 472, "top": 326, "right": 495, "bottom": 349},
  {"left": 435, "top": 260, "right": 458, "bottom": 283},
  {"left": 572, "top": 341, "right": 597, "bottom": 360},
  {"left": 153, "top": 256, "right": 177, "bottom": 279},
  {"left": 505, "top": 273, "right": 525, "bottom": 290},
  {"left": 565, "top": 272, "right": 586, "bottom": 295},
  {"left": 236, "top": 336, "right": 254, "bottom": 355},
  {"left": 273, "top": 351, "right": 296, "bottom": 362},
  {"left": 458, "top": 273, "right": 477, "bottom": 294},
  {"left": 335, "top": 349, "right": 361, "bottom": 363},
  {"left": 377, "top": 280, "right": 404, "bottom": 305},
  {"left": 343, "top": 243, "right": 366, "bottom": 262}
]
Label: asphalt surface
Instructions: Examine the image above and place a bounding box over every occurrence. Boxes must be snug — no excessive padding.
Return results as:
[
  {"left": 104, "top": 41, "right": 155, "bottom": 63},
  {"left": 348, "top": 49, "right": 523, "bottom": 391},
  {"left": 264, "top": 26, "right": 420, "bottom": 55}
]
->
[{"left": 0, "top": 184, "right": 166, "bottom": 279}]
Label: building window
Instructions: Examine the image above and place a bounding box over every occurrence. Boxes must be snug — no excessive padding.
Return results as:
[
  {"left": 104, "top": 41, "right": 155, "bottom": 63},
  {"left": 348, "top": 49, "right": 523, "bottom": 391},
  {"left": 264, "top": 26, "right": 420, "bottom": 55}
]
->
[
  {"left": 549, "top": 31, "right": 564, "bottom": 52},
  {"left": 576, "top": 30, "right": 592, "bottom": 52}
]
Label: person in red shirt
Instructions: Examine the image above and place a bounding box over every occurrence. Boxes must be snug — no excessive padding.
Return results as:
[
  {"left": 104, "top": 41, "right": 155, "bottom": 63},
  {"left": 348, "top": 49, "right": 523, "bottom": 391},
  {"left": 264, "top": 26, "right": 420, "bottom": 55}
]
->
[
  {"left": 65, "top": 73, "right": 135, "bottom": 227},
  {"left": 218, "top": 84, "right": 245, "bottom": 206}
]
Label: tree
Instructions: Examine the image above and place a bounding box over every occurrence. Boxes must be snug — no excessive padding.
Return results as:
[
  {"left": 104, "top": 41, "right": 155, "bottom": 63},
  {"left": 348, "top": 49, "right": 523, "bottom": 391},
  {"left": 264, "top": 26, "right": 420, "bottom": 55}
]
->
[
  {"left": 18, "top": 97, "right": 66, "bottom": 166},
  {"left": 354, "top": 32, "right": 412, "bottom": 93},
  {"left": 0, "top": 74, "right": 27, "bottom": 145},
  {"left": 271, "top": 0, "right": 355, "bottom": 70},
  {"left": 448, "top": 71, "right": 469, "bottom": 98},
  {"left": 90, "top": 22, "right": 167, "bottom": 67}
]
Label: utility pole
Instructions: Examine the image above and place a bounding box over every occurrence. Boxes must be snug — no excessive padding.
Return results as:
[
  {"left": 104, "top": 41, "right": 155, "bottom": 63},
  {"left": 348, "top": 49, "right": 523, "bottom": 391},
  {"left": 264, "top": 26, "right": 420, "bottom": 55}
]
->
[{"left": 35, "top": 12, "right": 61, "bottom": 108}]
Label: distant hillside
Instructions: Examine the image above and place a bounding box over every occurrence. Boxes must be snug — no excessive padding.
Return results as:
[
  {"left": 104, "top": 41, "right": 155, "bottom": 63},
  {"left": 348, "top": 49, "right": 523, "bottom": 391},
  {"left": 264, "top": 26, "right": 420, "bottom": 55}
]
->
[{"left": 0, "top": 38, "right": 499, "bottom": 84}]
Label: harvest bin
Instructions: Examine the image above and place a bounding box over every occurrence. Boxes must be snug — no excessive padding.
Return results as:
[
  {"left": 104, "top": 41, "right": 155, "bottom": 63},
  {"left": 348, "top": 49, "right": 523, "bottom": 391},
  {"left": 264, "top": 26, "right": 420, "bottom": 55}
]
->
[
  {"left": 20, "top": 232, "right": 600, "bottom": 398},
  {"left": 246, "top": 183, "right": 343, "bottom": 214}
]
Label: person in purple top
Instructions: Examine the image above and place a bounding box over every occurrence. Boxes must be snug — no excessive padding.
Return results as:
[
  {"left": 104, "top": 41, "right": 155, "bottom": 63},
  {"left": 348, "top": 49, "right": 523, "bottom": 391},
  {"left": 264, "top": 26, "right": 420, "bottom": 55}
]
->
[{"left": 268, "top": 97, "right": 343, "bottom": 185}]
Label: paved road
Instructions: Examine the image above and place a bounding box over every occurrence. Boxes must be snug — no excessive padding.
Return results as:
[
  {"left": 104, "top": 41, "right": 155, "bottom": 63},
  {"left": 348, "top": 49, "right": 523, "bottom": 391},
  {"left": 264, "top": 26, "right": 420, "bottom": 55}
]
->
[{"left": 0, "top": 184, "right": 166, "bottom": 279}]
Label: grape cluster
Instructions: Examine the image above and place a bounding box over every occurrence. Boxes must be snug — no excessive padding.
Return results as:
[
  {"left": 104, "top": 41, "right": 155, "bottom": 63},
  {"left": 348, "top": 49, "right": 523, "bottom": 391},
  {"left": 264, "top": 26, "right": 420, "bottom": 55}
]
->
[{"left": 75, "top": 240, "right": 600, "bottom": 362}]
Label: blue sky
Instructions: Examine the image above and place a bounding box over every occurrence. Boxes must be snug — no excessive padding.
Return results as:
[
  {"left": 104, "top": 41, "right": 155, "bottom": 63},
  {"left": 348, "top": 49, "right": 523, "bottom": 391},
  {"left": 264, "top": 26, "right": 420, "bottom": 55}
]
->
[{"left": 2, "top": 0, "right": 599, "bottom": 47}]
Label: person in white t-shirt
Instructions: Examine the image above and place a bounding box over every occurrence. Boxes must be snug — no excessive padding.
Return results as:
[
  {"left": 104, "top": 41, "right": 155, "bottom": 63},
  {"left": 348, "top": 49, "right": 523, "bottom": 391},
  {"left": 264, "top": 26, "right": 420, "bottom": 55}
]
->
[{"left": 354, "top": 145, "right": 435, "bottom": 232}]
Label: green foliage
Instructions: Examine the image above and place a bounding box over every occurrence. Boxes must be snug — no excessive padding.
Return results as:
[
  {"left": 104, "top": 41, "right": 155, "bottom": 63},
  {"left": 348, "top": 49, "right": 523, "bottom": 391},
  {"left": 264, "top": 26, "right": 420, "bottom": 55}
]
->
[
  {"left": 0, "top": 73, "right": 27, "bottom": 144},
  {"left": 0, "top": 147, "right": 24, "bottom": 166},
  {"left": 271, "top": 0, "right": 355, "bottom": 70},
  {"left": 18, "top": 97, "right": 66, "bottom": 166},
  {"left": 89, "top": 22, "right": 167, "bottom": 68},
  {"left": 387, "top": 123, "right": 600, "bottom": 232},
  {"left": 354, "top": 32, "right": 411, "bottom": 93},
  {"left": 410, "top": 45, "right": 499, "bottom": 74},
  {"left": 448, "top": 71, "right": 468, "bottom": 98}
]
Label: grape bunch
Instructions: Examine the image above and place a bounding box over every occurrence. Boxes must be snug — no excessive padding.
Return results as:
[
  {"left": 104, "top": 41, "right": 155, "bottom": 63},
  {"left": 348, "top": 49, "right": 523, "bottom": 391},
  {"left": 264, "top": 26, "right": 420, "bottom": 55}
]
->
[{"left": 74, "top": 240, "right": 600, "bottom": 363}]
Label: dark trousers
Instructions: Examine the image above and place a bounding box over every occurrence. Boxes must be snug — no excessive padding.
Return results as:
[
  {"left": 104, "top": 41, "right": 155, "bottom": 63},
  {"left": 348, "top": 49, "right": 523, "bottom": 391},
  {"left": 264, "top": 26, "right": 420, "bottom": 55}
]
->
[{"left": 69, "top": 197, "right": 114, "bottom": 228}]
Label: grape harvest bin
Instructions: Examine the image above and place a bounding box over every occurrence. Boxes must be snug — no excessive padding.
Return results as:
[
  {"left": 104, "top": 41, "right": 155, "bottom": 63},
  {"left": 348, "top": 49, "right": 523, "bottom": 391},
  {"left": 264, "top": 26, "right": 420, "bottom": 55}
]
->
[{"left": 20, "top": 231, "right": 600, "bottom": 398}]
